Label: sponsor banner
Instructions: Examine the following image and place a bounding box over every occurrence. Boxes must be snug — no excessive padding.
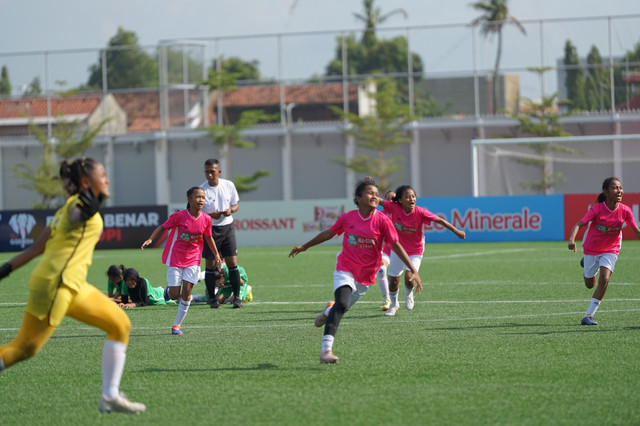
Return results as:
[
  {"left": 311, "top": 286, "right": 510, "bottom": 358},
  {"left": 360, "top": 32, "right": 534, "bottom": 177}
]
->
[
  {"left": 168, "top": 195, "right": 564, "bottom": 247},
  {"left": 0, "top": 205, "right": 167, "bottom": 252},
  {"left": 563, "top": 193, "right": 640, "bottom": 240},
  {"left": 417, "top": 195, "right": 564, "bottom": 243},
  {"left": 170, "top": 200, "right": 353, "bottom": 247}
]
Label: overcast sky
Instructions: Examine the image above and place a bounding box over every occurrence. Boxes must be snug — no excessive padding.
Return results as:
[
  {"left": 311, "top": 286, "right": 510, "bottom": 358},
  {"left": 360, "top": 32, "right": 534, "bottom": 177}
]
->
[{"left": 2, "top": 0, "right": 640, "bottom": 96}]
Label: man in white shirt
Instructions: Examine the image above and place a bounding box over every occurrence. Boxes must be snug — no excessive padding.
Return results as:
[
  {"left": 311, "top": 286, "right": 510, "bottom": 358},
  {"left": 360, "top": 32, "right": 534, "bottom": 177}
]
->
[{"left": 200, "top": 159, "right": 242, "bottom": 308}]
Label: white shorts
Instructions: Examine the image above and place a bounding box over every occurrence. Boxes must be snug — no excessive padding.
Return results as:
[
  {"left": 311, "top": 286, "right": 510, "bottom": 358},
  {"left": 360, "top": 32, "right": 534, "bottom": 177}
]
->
[
  {"left": 388, "top": 252, "right": 422, "bottom": 277},
  {"left": 333, "top": 269, "right": 372, "bottom": 309},
  {"left": 583, "top": 253, "right": 618, "bottom": 278},
  {"left": 166, "top": 265, "right": 201, "bottom": 287}
]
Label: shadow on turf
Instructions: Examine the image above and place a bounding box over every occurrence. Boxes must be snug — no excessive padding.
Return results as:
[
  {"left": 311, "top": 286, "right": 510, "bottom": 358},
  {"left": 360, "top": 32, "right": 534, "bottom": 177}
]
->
[{"left": 142, "top": 363, "right": 278, "bottom": 373}]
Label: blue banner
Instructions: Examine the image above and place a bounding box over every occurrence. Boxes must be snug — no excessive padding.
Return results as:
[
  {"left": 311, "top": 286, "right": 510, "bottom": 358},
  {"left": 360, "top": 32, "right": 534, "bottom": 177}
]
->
[{"left": 417, "top": 195, "right": 565, "bottom": 243}]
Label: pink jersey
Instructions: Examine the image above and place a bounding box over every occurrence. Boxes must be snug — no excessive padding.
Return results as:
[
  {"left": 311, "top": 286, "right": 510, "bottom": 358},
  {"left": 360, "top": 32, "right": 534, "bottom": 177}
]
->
[
  {"left": 330, "top": 210, "right": 398, "bottom": 285},
  {"left": 382, "top": 200, "right": 439, "bottom": 256},
  {"left": 161, "top": 209, "right": 213, "bottom": 268},
  {"left": 581, "top": 202, "right": 637, "bottom": 256}
]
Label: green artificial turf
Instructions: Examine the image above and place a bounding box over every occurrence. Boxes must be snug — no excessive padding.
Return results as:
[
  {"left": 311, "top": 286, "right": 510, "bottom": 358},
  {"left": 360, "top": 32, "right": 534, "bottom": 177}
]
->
[{"left": 0, "top": 241, "right": 639, "bottom": 425}]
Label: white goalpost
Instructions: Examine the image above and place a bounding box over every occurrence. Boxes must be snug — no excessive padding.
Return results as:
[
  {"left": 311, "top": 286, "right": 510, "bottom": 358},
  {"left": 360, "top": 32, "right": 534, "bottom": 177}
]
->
[{"left": 471, "top": 134, "right": 640, "bottom": 197}]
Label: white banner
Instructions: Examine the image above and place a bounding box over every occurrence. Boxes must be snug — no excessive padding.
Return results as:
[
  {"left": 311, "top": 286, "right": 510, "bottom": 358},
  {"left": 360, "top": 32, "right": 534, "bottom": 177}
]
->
[{"left": 169, "top": 199, "right": 354, "bottom": 247}]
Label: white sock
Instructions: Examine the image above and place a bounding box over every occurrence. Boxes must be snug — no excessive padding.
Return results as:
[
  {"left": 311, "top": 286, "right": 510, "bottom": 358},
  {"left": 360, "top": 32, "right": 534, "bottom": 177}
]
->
[
  {"left": 102, "top": 340, "right": 127, "bottom": 399},
  {"left": 389, "top": 290, "right": 398, "bottom": 306},
  {"left": 321, "top": 334, "right": 334, "bottom": 353},
  {"left": 377, "top": 266, "right": 389, "bottom": 300},
  {"left": 174, "top": 299, "right": 191, "bottom": 327},
  {"left": 585, "top": 298, "right": 601, "bottom": 317},
  {"left": 324, "top": 305, "right": 332, "bottom": 316}
]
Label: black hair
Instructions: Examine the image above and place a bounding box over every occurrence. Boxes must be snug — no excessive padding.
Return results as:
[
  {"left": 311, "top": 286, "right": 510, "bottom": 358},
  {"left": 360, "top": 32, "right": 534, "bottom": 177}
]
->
[
  {"left": 392, "top": 185, "right": 414, "bottom": 203},
  {"left": 122, "top": 267, "right": 149, "bottom": 306},
  {"left": 597, "top": 177, "right": 621, "bottom": 203},
  {"left": 353, "top": 177, "right": 377, "bottom": 206},
  {"left": 107, "top": 264, "right": 125, "bottom": 280},
  {"left": 186, "top": 186, "right": 204, "bottom": 210},
  {"left": 59, "top": 157, "right": 100, "bottom": 195},
  {"left": 204, "top": 158, "right": 220, "bottom": 167}
]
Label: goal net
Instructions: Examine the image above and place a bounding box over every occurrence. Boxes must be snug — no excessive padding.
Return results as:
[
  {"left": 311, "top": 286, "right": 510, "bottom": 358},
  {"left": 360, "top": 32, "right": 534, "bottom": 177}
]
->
[{"left": 471, "top": 134, "right": 640, "bottom": 196}]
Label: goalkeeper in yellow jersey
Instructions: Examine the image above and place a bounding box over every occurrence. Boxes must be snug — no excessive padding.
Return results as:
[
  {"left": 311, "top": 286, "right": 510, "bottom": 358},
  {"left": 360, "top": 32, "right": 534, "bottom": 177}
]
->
[{"left": 0, "top": 158, "right": 146, "bottom": 414}]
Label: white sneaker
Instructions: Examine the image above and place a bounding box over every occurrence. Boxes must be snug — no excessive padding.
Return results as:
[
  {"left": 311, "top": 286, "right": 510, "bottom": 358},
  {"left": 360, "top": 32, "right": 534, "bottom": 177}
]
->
[
  {"left": 405, "top": 287, "right": 414, "bottom": 310},
  {"left": 98, "top": 393, "right": 146, "bottom": 414},
  {"left": 385, "top": 304, "right": 399, "bottom": 316}
]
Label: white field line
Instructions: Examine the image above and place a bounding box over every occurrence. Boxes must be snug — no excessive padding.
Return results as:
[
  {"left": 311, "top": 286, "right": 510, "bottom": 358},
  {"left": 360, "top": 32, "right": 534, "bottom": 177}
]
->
[{"left": 1, "top": 304, "right": 639, "bottom": 332}]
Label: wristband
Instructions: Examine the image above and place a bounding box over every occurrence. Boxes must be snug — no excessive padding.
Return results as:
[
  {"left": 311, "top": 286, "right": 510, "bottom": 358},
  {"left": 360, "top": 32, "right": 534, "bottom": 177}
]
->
[{"left": 0, "top": 262, "right": 12, "bottom": 280}]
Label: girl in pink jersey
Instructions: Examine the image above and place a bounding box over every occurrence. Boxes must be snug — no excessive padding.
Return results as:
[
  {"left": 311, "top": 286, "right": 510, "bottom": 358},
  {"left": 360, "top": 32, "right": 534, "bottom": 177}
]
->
[
  {"left": 382, "top": 185, "right": 466, "bottom": 316},
  {"left": 142, "top": 187, "right": 221, "bottom": 335},
  {"left": 568, "top": 177, "right": 640, "bottom": 325},
  {"left": 289, "top": 178, "right": 421, "bottom": 364},
  {"left": 377, "top": 190, "right": 395, "bottom": 311}
]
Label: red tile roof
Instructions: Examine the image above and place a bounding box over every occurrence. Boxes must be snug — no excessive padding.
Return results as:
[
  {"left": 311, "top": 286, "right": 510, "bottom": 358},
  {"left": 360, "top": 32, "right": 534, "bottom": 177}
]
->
[
  {"left": 0, "top": 94, "right": 103, "bottom": 118},
  {"left": 220, "top": 82, "right": 358, "bottom": 107}
]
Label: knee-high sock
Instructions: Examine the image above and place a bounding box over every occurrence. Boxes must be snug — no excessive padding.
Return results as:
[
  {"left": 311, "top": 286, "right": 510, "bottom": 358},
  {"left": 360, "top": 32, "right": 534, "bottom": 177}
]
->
[
  {"left": 228, "top": 266, "right": 241, "bottom": 298},
  {"left": 102, "top": 339, "right": 127, "bottom": 399},
  {"left": 174, "top": 299, "right": 191, "bottom": 327},
  {"left": 377, "top": 265, "right": 389, "bottom": 300},
  {"left": 204, "top": 269, "right": 220, "bottom": 302}
]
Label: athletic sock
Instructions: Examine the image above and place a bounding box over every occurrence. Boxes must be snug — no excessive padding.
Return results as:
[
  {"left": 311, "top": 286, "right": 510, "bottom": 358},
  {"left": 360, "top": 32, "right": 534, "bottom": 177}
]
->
[
  {"left": 174, "top": 299, "right": 191, "bottom": 327},
  {"left": 585, "top": 298, "right": 601, "bottom": 317},
  {"left": 377, "top": 265, "right": 389, "bottom": 300},
  {"left": 389, "top": 290, "right": 398, "bottom": 306},
  {"left": 229, "top": 266, "right": 241, "bottom": 298},
  {"left": 321, "top": 334, "right": 334, "bottom": 353},
  {"left": 102, "top": 340, "right": 127, "bottom": 399}
]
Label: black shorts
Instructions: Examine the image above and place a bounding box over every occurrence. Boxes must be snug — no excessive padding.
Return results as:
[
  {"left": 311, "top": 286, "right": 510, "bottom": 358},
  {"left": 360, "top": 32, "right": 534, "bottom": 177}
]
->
[{"left": 203, "top": 223, "right": 238, "bottom": 259}]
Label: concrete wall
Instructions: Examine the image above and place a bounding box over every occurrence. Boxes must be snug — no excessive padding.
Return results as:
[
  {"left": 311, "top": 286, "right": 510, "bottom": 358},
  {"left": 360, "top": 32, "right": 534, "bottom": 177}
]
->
[{"left": 1, "top": 113, "right": 640, "bottom": 210}]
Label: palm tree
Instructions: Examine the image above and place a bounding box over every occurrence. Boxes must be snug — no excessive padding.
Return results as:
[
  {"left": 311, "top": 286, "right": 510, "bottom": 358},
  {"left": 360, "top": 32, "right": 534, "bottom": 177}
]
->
[
  {"left": 353, "top": 0, "right": 408, "bottom": 46},
  {"left": 470, "top": 0, "right": 526, "bottom": 114}
]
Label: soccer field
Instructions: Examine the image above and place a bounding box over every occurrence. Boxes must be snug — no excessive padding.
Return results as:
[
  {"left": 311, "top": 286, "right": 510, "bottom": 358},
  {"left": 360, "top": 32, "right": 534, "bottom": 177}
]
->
[{"left": 1, "top": 241, "right": 639, "bottom": 425}]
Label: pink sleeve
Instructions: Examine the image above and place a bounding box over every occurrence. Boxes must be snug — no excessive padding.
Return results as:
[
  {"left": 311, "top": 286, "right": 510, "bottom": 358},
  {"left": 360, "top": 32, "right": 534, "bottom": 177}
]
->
[
  {"left": 330, "top": 213, "right": 345, "bottom": 235},
  {"left": 163, "top": 211, "right": 180, "bottom": 229},
  {"left": 580, "top": 204, "right": 598, "bottom": 224},
  {"left": 203, "top": 215, "right": 213, "bottom": 236},
  {"left": 419, "top": 207, "right": 440, "bottom": 223},
  {"left": 381, "top": 215, "right": 399, "bottom": 244},
  {"left": 625, "top": 206, "right": 638, "bottom": 229}
]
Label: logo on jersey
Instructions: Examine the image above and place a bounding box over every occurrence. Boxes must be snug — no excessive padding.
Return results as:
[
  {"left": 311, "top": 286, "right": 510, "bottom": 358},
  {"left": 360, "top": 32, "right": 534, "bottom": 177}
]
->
[
  {"left": 179, "top": 232, "right": 202, "bottom": 243},
  {"left": 346, "top": 234, "right": 376, "bottom": 249}
]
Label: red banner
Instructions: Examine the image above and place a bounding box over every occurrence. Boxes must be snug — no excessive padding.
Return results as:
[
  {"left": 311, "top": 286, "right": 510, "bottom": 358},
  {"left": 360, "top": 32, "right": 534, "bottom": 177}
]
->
[{"left": 564, "top": 193, "right": 640, "bottom": 240}]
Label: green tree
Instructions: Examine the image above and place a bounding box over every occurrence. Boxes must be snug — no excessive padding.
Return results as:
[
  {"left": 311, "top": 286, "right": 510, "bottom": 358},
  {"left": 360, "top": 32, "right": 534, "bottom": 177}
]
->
[
  {"left": 87, "top": 27, "right": 158, "bottom": 90},
  {"left": 510, "top": 67, "right": 576, "bottom": 194},
  {"left": 212, "top": 56, "right": 261, "bottom": 82},
  {"left": 470, "top": 0, "right": 526, "bottom": 114},
  {"left": 0, "top": 66, "right": 11, "bottom": 96},
  {"left": 584, "top": 45, "right": 610, "bottom": 111},
  {"left": 13, "top": 117, "right": 109, "bottom": 208},
  {"left": 563, "top": 40, "right": 586, "bottom": 111},
  {"left": 23, "top": 76, "right": 42, "bottom": 96},
  {"left": 612, "top": 39, "right": 640, "bottom": 108},
  {"left": 164, "top": 47, "right": 205, "bottom": 85},
  {"left": 330, "top": 79, "right": 413, "bottom": 193},
  {"left": 352, "top": 0, "right": 407, "bottom": 47},
  {"left": 207, "top": 109, "right": 277, "bottom": 194}
]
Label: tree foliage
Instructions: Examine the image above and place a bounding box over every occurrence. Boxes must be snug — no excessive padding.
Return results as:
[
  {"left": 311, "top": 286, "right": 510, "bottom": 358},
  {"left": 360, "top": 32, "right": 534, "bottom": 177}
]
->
[
  {"left": 352, "top": 0, "right": 407, "bottom": 47},
  {"left": 87, "top": 27, "right": 158, "bottom": 90},
  {"left": 0, "top": 66, "right": 11, "bottom": 96},
  {"left": 23, "top": 77, "right": 42, "bottom": 96},
  {"left": 585, "top": 45, "right": 610, "bottom": 111},
  {"left": 509, "top": 67, "right": 576, "bottom": 194},
  {"left": 13, "top": 118, "right": 109, "bottom": 208},
  {"left": 330, "top": 79, "right": 413, "bottom": 193},
  {"left": 207, "top": 109, "right": 277, "bottom": 194},
  {"left": 470, "top": 0, "right": 526, "bottom": 114},
  {"left": 563, "top": 40, "right": 586, "bottom": 111}
]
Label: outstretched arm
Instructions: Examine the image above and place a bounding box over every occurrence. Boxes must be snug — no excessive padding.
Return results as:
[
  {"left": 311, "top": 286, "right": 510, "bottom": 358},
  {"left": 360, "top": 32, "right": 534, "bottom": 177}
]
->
[
  {"left": 435, "top": 217, "right": 466, "bottom": 240},
  {"left": 141, "top": 225, "right": 165, "bottom": 250},
  {"left": 391, "top": 241, "right": 423, "bottom": 294},
  {"left": 0, "top": 227, "right": 51, "bottom": 281},
  {"left": 289, "top": 229, "right": 336, "bottom": 257}
]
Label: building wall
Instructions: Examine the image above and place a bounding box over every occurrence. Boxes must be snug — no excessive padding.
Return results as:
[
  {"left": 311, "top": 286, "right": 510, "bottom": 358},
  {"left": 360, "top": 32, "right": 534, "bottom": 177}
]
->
[{"left": 1, "top": 114, "right": 640, "bottom": 210}]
